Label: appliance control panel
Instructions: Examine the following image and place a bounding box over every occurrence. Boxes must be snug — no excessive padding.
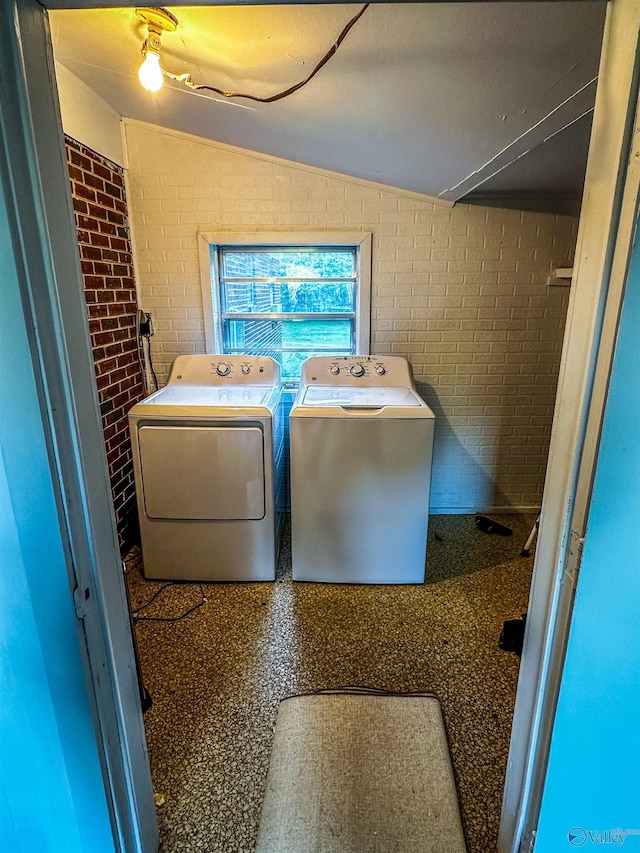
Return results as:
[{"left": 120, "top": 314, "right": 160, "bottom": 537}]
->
[
  {"left": 167, "top": 354, "right": 281, "bottom": 386},
  {"left": 301, "top": 355, "right": 414, "bottom": 387}
]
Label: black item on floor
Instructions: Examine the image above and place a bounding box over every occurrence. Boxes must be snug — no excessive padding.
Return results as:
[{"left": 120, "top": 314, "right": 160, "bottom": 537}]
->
[
  {"left": 140, "top": 685, "right": 153, "bottom": 714},
  {"left": 475, "top": 515, "right": 513, "bottom": 536},
  {"left": 123, "top": 559, "right": 153, "bottom": 714},
  {"left": 499, "top": 614, "right": 527, "bottom": 657}
]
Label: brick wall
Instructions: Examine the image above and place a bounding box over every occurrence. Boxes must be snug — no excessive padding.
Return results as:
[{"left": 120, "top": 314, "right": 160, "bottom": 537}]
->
[
  {"left": 124, "top": 122, "right": 578, "bottom": 513},
  {"left": 222, "top": 250, "right": 284, "bottom": 358},
  {"left": 65, "top": 136, "right": 146, "bottom": 553}
]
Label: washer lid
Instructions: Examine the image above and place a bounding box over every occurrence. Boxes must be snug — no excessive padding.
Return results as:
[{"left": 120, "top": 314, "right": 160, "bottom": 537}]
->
[
  {"left": 138, "top": 384, "right": 273, "bottom": 407},
  {"left": 301, "top": 385, "right": 423, "bottom": 407}
]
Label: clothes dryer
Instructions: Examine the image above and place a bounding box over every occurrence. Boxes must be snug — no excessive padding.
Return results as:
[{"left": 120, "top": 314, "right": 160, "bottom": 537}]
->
[
  {"left": 290, "top": 355, "right": 434, "bottom": 584},
  {"left": 129, "top": 355, "right": 284, "bottom": 581}
]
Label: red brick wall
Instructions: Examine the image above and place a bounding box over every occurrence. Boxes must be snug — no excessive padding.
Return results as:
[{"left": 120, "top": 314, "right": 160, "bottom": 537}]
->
[{"left": 65, "top": 136, "right": 146, "bottom": 554}]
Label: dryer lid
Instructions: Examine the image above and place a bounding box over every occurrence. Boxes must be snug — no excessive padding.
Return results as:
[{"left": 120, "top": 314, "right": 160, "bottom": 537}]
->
[{"left": 300, "top": 385, "right": 423, "bottom": 408}]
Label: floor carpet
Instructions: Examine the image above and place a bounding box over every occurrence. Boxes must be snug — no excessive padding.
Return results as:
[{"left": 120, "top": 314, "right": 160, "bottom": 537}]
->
[
  {"left": 126, "top": 512, "right": 535, "bottom": 853},
  {"left": 255, "top": 689, "right": 467, "bottom": 853}
]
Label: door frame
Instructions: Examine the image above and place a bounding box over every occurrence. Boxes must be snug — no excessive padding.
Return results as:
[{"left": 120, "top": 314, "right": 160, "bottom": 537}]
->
[
  {"left": 4, "top": 1, "right": 639, "bottom": 852},
  {"left": 1, "top": 2, "right": 158, "bottom": 850},
  {"left": 499, "top": 1, "right": 640, "bottom": 849}
]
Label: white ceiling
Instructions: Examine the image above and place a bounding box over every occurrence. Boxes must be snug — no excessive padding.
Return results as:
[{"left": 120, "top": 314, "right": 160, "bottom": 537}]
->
[{"left": 49, "top": 3, "right": 607, "bottom": 202}]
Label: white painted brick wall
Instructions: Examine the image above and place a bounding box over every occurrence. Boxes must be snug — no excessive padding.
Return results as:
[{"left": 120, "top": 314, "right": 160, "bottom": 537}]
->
[{"left": 124, "top": 122, "right": 577, "bottom": 513}]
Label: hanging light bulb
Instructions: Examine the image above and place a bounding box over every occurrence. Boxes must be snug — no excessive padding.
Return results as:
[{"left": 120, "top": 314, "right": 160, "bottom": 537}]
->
[
  {"left": 135, "top": 8, "right": 179, "bottom": 93},
  {"left": 133, "top": 5, "right": 370, "bottom": 105},
  {"left": 138, "top": 49, "right": 163, "bottom": 92}
]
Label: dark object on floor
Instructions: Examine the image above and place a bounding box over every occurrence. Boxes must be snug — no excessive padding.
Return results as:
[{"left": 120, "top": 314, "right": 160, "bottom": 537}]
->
[
  {"left": 475, "top": 515, "right": 513, "bottom": 536},
  {"left": 256, "top": 688, "right": 467, "bottom": 853},
  {"left": 520, "top": 514, "right": 540, "bottom": 557},
  {"left": 122, "top": 558, "right": 154, "bottom": 714},
  {"left": 499, "top": 614, "right": 527, "bottom": 657},
  {"left": 141, "top": 685, "right": 153, "bottom": 714}
]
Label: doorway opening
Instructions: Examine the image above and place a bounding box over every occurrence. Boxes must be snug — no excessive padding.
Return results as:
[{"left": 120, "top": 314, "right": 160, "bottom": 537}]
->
[{"left": 41, "top": 3, "right": 616, "bottom": 849}]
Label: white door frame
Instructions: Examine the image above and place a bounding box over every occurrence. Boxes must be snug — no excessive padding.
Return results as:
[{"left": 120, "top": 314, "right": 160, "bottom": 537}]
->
[
  {"left": 1, "top": 2, "right": 158, "bottom": 850},
  {"left": 6, "top": 1, "right": 639, "bottom": 851}
]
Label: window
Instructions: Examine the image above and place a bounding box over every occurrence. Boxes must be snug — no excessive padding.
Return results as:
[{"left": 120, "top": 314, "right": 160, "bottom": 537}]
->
[{"left": 199, "top": 232, "right": 371, "bottom": 383}]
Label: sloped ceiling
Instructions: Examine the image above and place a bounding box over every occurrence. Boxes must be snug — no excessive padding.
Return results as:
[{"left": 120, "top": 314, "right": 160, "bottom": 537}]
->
[{"left": 49, "top": 3, "right": 607, "bottom": 201}]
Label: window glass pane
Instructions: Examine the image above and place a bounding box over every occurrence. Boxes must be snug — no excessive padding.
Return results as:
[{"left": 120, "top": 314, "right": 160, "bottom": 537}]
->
[
  {"left": 214, "top": 244, "right": 365, "bottom": 382},
  {"left": 222, "top": 281, "right": 355, "bottom": 314},
  {"left": 222, "top": 249, "right": 355, "bottom": 280},
  {"left": 282, "top": 319, "right": 352, "bottom": 349},
  {"left": 223, "top": 318, "right": 353, "bottom": 381}
]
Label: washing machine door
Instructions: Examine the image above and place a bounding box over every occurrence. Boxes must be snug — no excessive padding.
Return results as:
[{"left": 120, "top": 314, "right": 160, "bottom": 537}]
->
[{"left": 138, "top": 425, "right": 265, "bottom": 520}]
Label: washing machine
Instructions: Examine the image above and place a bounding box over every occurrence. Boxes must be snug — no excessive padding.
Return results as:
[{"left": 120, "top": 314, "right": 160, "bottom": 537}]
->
[
  {"left": 128, "top": 354, "right": 284, "bottom": 581},
  {"left": 290, "top": 355, "right": 435, "bottom": 584}
]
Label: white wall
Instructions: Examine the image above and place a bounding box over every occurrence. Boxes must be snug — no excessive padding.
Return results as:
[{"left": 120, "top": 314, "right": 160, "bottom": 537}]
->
[
  {"left": 55, "top": 62, "right": 124, "bottom": 167},
  {"left": 124, "top": 120, "right": 578, "bottom": 513}
]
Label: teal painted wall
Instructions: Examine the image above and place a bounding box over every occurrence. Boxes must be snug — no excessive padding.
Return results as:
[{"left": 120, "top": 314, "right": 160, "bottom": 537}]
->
[
  {"left": 0, "top": 190, "right": 115, "bottom": 851},
  {"left": 535, "top": 219, "right": 640, "bottom": 848}
]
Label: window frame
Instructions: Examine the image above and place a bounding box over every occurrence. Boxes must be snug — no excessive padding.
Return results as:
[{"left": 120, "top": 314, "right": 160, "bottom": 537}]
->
[{"left": 198, "top": 231, "right": 371, "bottom": 381}]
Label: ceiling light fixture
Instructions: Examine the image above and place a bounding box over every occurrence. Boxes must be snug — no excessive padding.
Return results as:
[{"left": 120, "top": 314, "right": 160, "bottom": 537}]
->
[
  {"left": 134, "top": 4, "right": 369, "bottom": 102},
  {"left": 136, "top": 7, "right": 178, "bottom": 92}
]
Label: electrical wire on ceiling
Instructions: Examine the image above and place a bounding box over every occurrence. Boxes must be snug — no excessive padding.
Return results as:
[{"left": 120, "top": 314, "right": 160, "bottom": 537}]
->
[
  {"left": 185, "top": 4, "right": 369, "bottom": 103},
  {"left": 137, "top": 5, "right": 370, "bottom": 103}
]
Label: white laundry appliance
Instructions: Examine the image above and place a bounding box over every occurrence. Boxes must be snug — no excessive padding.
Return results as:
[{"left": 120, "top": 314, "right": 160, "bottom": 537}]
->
[
  {"left": 290, "top": 355, "right": 435, "bottom": 584},
  {"left": 129, "top": 355, "right": 284, "bottom": 581}
]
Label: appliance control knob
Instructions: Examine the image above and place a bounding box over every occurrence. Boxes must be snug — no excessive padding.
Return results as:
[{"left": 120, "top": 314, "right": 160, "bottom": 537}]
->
[
  {"left": 241, "top": 364, "right": 251, "bottom": 375},
  {"left": 329, "top": 365, "right": 340, "bottom": 375},
  {"left": 350, "top": 363, "right": 365, "bottom": 377},
  {"left": 375, "top": 365, "right": 386, "bottom": 375},
  {"left": 216, "top": 362, "right": 231, "bottom": 376}
]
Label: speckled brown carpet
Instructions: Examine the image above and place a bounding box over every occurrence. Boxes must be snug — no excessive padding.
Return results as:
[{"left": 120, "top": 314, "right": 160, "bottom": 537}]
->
[{"left": 126, "top": 513, "right": 535, "bottom": 853}]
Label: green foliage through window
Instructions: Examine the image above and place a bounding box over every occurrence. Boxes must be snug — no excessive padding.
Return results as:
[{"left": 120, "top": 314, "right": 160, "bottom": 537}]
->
[{"left": 216, "top": 246, "right": 358, "bottom": 381}]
